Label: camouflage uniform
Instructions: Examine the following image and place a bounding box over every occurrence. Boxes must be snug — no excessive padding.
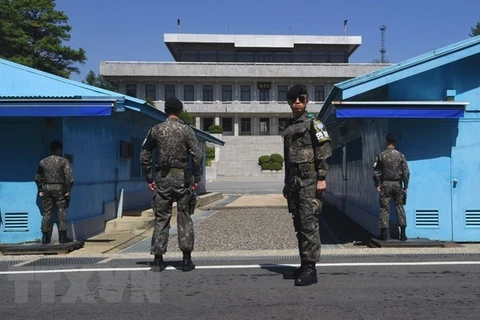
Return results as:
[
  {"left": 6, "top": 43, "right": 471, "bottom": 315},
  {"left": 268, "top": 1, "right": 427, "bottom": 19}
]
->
[
  {"left": 34, "top": 155, "right": 74, "bottom": 232},
  {"left": 283, "top": 112, "right": 332, "bottom": 262},
  {"left": 140, "top": 118, "right": 202, "bottom": 256},
  {"left": 373, "top": 147, "right": 410, "bottom": 228}
]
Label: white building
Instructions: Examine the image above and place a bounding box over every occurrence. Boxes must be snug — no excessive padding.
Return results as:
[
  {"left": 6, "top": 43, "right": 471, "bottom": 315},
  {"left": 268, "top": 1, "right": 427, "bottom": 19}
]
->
[{"left": 100, "top": 33, "right": 388, "bottom": 137}]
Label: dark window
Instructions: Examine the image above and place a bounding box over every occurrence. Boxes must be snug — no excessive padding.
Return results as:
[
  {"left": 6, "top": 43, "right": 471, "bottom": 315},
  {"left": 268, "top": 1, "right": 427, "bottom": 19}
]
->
[
  {"left": 241, "top": 118, "right": 251, "bottom": 135},
  {"left": 203, "top": 118, "right": 214, "bottom": 131},
  {"left": 259, "top": 89, "right": 269, "bottom": 102},
  {"left": 240, "top": 85, "right": 251, "bottom": 101},
  {"left": 126, "top": 84, "right": 137, "bottom": 98},
  {"left": 346, "top": 137, "right": 362, "bottom": 162},
  {"left": 278, "top": 118, "right": 289, "bottom": 134},
  {"left": 257, "top": 51, "right": 271, "bottom": 62},
  {"left": 273, "top": 51, "right": 292, "bottom": 62},
  {"left": 179, "top": 49, "right": 198, "bottom": 62},
  {"left": 145, "top": 84, "right": 156, "bottom": 101},
  {"left": 203, "top": 85, "right": 214, "bottom": 101},
  {"left": 329, "top": 51, "right": 347, "bottom": 63},
  {"left": 260, "top": 118, "right": 270, "bottom": 135},
  {"left": 218, "top": 50, "right": 235, "bottom": 62},
  {"left": 164, "top": 85, "right": 176, "bottom": 99},
  {"left": 329, "top": 147, "right": 343, "bottom": 165},
  {"left": 184, "top": 85, "right": 195, "bottom": 101},
  {"left": 222, "top": 118, "right": 233, "bottom": 132},
  {"left": 293, "top": 50, "right": 310, "bottom": 63},
  {"left": 221, "top": 85, "right": 233, "bottom": 101},
  {"left": 277, "top": 85, "right": 288, "bottom": 102},
  {"left": 198, "top": 50, "right": 216, "bottom": 62},
  {"left": 314, "top": 85, "right": 325, "bottom": 101},
  {"left": 237, "top": 51, "right": 255, "bottom": 62},
  {"left": 311, "top": 50, "right": 328, "bottom": 63}
]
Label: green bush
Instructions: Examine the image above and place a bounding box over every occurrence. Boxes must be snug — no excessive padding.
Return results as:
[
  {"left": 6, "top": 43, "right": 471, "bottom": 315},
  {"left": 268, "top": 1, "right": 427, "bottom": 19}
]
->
[
  {"left": 272, "top": 162, "right": 283, "bottom": 171},
  {"left": 261, "top": 162, "right": 273, "bottom": 170},
  {"left": 208, "top": 125, "right": 223, "bottom": 134},
  {"left": 270, "top": 153, "right": 284, "bottom": 164},
  {"left": 258, "top": 155, "right": 271, "bottom": 165},
  {"left": 206, "top": 146, "right": 215, "bottom": 166}
]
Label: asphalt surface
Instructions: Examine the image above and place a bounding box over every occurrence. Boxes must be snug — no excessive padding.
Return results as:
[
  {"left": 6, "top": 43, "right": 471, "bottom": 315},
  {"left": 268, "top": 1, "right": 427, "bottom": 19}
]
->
[
  {"left": 206, "top": 180, "right": 283, "bottom": 194},
  {"left": 1, "top": 257, "right": 479, "bottom": 319}
]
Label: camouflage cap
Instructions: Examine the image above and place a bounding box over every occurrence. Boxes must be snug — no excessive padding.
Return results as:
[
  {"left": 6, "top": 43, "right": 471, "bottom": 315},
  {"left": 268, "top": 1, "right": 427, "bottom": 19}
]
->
[{"left": 286, "top": 84, "right": 308, "bottom": 100}]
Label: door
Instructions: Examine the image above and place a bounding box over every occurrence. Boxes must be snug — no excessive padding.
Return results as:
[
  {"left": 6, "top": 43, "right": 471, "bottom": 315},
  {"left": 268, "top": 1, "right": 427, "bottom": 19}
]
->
[
  {"left": 451, "top": 121, "right": 480, "bottom": 241},
  {"left": 400, "top": 120, "right": 453, "bottom": 240}
]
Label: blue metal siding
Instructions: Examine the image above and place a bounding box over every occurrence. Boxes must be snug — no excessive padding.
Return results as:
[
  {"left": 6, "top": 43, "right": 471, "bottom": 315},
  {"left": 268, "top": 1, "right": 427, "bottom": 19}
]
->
[
  {"left": 0, "top": 119, "right": 46, "bottom": 243},
  {"left": 62, "top": 111, "right": 157, "bottom": 222}
]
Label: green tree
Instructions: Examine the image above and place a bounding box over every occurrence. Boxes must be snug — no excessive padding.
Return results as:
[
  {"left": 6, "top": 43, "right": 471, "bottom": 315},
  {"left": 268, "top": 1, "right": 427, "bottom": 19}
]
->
[
  {"left": 0, "top": 0, "right": 86, "bottom": 78},
  {"left": 180, "top": 109, "right": 194, "bottom": 125},
  {"left": 470, "top": 20, "right": 480, "bottom": 37},
  {"left": 83, "top": 70, "right": 117, "bottom": 91}
]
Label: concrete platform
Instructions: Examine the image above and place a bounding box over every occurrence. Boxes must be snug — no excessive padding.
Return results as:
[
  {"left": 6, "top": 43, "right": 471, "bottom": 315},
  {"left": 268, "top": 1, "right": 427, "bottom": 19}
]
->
[
  {"left": 370, "top": 237, "right": 445, "bottom": 248},
  {"left": 0, "top": 241, "right": 85, "bottom": 255}
]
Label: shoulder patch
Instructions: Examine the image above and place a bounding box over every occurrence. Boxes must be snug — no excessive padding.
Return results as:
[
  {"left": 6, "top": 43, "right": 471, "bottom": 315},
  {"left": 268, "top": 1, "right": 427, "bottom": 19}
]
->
[{"left": 313, "top": 119, "right": 331, "bottom": 143}]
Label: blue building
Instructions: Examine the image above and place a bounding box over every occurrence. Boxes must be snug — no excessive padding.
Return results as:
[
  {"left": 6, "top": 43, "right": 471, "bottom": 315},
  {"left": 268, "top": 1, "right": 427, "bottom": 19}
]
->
[
  {"left": 0, "top": 59, "right": 223, "bottom": 244},
  {"left": 319, "top": 36, "right": 480, "bottom": 242}
]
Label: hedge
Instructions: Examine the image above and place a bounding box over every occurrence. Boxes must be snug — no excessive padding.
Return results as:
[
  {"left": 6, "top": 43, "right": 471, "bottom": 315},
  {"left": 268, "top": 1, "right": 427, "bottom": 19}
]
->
[{"left": 208, "top": 125, "right": 223, "bottom": 134}]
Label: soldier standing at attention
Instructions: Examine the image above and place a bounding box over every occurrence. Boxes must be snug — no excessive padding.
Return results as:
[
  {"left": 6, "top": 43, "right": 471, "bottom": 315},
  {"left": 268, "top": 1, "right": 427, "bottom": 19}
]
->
[
  {"left": 282, "top": 84, "right": 332, "bottom": 286},
  {"left": 35, "top": 140, "right": 74, "bottom": 244},
  {"left": 373, "top": 133, "right": 410, "bottom": 241},
  {"left": 140, "top": 97, "right": 202, "bottom": 272}
]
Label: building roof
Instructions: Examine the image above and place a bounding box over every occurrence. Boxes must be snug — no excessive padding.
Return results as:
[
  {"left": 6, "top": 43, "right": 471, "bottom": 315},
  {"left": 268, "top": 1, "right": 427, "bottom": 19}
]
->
[
  {"left": 0, "top": 58, "right": 224, "bottom": 145},
  {"left": 319, "top": 35, "right": 480, "bottom": 120},
  {"left": 164, "top": 33, "right": 362, "bottom": 60}
]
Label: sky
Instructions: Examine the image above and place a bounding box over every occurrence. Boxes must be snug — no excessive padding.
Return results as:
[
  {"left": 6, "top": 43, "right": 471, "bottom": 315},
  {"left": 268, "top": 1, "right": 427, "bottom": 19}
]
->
[{"left": 55, "top": 0, "right": 480, "bottom": 81}]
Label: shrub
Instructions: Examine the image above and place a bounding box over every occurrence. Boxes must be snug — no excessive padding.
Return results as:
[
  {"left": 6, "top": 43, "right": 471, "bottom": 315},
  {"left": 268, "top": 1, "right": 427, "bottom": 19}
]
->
[
  {"left": 261, "top": 162, "right": 273, "bottom": 171},
  {"left": 208, "top": 125, "right": 223, "bottom": 134},
  {"left": 272, "top": 162, "right": 283, "bottom": 171},
  {"left": 270, "top": 153, "right": 284, "bottom": 164},
  {"left": 258, "top": 155, "right": 271, "bottom": 165},
  {"left": 206, "top": 146, "right": 215, "bottom": 164}
]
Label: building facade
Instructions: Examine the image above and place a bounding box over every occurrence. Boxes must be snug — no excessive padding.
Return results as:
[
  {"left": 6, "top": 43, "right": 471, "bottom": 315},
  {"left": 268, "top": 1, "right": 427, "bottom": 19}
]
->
[
  {"left": 100, "top": 34, "right": 389, "bottom": 136},
  {"left": 319, "top": 36, "right": 480, "bottom": 242}
]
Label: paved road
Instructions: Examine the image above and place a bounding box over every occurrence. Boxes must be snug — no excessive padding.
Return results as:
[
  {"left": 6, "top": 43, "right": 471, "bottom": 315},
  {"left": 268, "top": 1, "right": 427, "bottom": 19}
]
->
[
  {"left": 1, "top": 255, "right": 479, "bottom": 319},
  {"left": 207, "top": 181, "right": 283, "bottom": 194}
]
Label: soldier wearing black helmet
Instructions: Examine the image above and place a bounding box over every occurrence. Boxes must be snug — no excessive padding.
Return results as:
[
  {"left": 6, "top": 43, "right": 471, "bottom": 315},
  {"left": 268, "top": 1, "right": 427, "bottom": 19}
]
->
[
  {"left": 373, "top": 133, "right": 410, "bottom": 241},
  {"left": 282, "top": 84, "right": 332, "bottom": 286},
  {"left": 140, "top": 97, "right": 203, "bottom": 271}
]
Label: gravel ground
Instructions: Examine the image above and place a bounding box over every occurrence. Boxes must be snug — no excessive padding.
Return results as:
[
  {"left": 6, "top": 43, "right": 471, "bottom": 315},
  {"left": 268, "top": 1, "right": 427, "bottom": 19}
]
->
[{"left": 168, "top": 208, "right": 297, "bottom": 252}]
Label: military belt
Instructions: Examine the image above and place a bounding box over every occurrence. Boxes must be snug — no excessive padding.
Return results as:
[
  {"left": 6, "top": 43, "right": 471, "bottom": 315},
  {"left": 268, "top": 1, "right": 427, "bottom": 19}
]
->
[{"left": 169, "top": 168, "right": 185, "bottom": 173}]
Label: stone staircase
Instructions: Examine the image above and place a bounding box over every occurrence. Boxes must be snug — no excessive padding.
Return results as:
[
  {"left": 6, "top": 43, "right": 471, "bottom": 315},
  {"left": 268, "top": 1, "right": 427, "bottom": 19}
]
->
[{"left": 211, "top": 135, "right": 284, "bottom": 181}]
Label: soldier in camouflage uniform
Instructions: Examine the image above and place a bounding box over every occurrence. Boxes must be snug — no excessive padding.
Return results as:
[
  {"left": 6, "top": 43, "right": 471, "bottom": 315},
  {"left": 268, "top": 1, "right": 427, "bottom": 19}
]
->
[
  {"left": 373, "top": 133, "right": 410, "bottom": 241},
  {"left": 282, "top": 84, "right": 332, "bottom": 286},
  {"left": 34, "top": 140, "right": 74, "bottom": 244},
  {"left": 140, "top": 97, "right": 202, "bottom": 272}
]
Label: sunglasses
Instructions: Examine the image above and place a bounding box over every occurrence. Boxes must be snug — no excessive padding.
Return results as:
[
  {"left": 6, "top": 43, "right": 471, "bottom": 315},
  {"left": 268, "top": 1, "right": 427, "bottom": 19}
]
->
[{"left": 287, "top": 95, "right": 307, "bottom": 104}]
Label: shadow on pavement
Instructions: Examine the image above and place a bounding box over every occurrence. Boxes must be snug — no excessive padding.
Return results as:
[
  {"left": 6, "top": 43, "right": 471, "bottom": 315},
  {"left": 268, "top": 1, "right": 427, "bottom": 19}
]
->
[{"left": 319, "top": 203, "right": 374, "bottom": 246}]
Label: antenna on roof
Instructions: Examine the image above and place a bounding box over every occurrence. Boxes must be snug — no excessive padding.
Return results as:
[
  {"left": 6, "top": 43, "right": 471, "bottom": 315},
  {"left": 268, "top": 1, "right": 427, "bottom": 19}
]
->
[
  {"left": 343, "top": 19, "right": 348, "bottom": 36},
  {"left": 380, "top": 25, "right": 387, "bottom": 63},
  {"left": 177, "top": 19, "right": 180, "bottom": 33}
]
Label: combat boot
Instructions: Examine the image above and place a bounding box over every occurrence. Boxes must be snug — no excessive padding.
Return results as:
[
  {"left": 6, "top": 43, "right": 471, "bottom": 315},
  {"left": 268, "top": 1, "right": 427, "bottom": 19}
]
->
[
  {"left": 400, "top": 227, "right": 407, "bottom": 241},
  {"left": 150, "top": 255, "right": 167, "bottom": 271},
  {"left": 378, "top": 228, "right": 388, "bottom": 241},
  {"left": 283, "top": 261, "right": 306, "bottom": 280},
  {"left": 59, "top": 231, "right": 72, "bottom": 244},
  {"left": 294, "top": 262, "right": 318, "bottom": 286},
  {"left": 41, "top": 232, "right": 50, "bottom": 244},
  {"left": 182, "top": 251, "right": 195, "bottom": 272}
]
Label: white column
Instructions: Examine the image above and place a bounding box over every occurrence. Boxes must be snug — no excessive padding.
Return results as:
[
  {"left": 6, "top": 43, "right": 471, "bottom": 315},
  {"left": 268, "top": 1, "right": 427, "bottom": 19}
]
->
[
  {"left": 215, "top": 116, "right": 220, "bottom": 126},
  {"left": 234, "top": 114, "right": 239, "bottom": 136},
  {"left": 195, "top": 116, "right": 201, "bottom": 129}
]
